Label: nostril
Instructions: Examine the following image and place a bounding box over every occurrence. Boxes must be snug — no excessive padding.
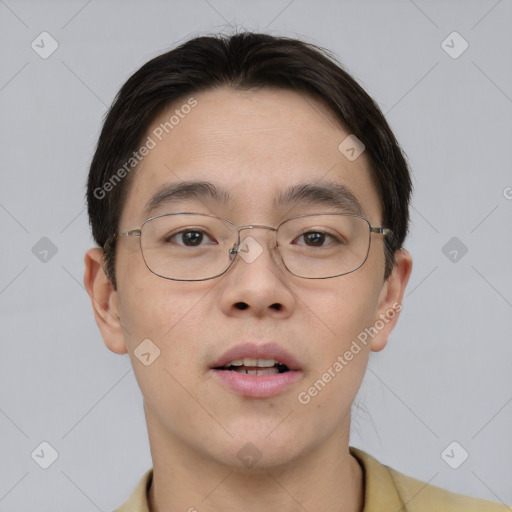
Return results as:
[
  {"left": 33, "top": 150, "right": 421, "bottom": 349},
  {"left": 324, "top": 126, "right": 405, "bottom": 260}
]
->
[{"left": 234, "top": 302, "right": 282, "bottom": 311}]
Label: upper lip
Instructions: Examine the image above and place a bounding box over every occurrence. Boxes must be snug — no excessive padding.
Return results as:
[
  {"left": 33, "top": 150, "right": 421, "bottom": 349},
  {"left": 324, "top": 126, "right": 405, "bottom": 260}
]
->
[{"left": 211, "top": 342, "right": 302, "bottom": 370}]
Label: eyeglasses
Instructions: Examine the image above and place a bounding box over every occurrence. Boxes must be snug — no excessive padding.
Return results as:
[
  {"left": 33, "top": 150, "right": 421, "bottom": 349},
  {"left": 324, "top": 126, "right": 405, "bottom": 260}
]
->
[{"left": 108, "top": 212, "right": 392, "bottom": 281}]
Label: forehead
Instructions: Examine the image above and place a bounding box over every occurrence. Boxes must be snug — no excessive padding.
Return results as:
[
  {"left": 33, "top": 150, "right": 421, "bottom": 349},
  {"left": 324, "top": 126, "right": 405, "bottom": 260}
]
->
[{"left": 120, "top": 87, "right": 381, "bottom": 226}]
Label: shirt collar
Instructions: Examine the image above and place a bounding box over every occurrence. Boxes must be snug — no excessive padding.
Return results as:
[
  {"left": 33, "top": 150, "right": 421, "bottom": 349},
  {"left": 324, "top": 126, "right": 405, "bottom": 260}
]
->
[{"left": 349, "top": 446, "right": 405, "bottom": 511}]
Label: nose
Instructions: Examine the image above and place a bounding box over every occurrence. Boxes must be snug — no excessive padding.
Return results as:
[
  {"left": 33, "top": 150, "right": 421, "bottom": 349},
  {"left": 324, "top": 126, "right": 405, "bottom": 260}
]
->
[{"left": 219, "top": 226, "right": 296, "bottom": 317}]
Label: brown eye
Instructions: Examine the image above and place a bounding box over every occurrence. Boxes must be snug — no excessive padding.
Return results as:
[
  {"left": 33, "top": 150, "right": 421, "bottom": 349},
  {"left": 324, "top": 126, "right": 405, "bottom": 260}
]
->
[
  {"left": 294, "top": 231, "right": 339, "bottom": 247},
  {"left": 165, "top": 230, "right": 215, "bottom": 246},
  {"left": 303, "top": 232, "right": 325, "bottom": 246}
]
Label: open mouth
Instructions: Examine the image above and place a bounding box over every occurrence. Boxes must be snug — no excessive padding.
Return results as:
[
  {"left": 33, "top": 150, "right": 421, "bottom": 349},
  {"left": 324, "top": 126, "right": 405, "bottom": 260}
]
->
[
  {"left": 210, "top": 351, "right": 302, "bottom": 398},
  {"left": 214, "top": 358, "right": 291, "bottom": 375}
]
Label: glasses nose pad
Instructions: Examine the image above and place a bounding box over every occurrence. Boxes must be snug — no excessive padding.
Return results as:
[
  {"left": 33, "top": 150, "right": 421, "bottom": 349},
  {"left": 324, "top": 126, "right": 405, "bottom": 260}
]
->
[
  {"left": 226, "top": 234, "right": 273, "bottom": 263},
  {"left": 228, "top": 242, "right": 239, "bottom": 259}
]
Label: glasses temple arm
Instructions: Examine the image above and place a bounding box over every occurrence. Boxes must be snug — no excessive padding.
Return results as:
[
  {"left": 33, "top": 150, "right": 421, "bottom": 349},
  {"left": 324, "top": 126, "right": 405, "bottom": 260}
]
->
[{"left": 371, "top": 227, "right": 392, "bottom": 236}]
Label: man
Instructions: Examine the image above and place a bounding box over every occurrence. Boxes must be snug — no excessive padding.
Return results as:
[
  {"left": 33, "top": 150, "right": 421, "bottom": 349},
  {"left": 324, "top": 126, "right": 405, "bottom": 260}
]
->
[{"left": 84, "top": 32, "right": 505, "bottom": 511}]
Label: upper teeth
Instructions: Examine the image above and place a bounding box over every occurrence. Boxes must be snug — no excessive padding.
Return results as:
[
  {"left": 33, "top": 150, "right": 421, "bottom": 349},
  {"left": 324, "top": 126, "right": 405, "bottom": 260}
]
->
[{"left": 224, "top": 358, "right": 281, "bottom": 368}]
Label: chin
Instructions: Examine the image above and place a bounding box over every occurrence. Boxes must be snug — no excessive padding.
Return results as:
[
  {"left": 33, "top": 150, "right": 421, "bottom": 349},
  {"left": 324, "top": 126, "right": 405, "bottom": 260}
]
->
[{"left": 204, "top": 430, "right": 306, "bottom": 472}]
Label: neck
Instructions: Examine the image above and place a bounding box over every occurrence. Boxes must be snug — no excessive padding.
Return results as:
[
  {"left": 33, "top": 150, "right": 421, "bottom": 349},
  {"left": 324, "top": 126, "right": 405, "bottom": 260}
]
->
[{"left": 146, "top": 408, "right": 364, "bottom": 512}]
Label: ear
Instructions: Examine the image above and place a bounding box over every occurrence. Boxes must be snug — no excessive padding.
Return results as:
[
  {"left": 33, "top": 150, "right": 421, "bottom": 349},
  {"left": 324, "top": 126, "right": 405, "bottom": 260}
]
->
[
  {"left": 370, "top": 248, "right": 413, "bottom": 352},
  {"left": 83, "top": 247, "right": 127, "bottom": 355}
]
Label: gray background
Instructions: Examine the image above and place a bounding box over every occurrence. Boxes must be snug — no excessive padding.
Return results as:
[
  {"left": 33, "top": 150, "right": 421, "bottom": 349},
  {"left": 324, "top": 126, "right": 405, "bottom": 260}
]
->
[{"left": 1, "top": 0, "right": 511, "bottom": 510}]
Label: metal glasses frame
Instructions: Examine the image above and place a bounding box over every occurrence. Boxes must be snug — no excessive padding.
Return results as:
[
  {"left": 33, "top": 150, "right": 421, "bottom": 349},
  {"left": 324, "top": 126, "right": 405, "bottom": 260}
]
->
[{"left": 105, "top": 212, "right": 393, "bottom": 281}]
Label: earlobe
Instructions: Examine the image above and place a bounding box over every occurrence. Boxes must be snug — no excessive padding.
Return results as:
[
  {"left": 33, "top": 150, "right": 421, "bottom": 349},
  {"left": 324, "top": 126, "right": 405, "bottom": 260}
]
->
[
  {"left": 370, "top": 249, "right": 413, "bottom": 352},
  {"left": 83, "top": 248, "right": 128, "bottom": 355}
]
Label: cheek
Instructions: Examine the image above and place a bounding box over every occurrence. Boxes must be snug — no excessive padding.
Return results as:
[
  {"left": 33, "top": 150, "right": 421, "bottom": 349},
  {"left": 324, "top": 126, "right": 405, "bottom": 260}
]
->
[
  {"left": 309, "top": 272, "right": 381, "bottom": 349},
  {"left": 118, "top": 276, "right": 209, "bottom": 347},
  {"left": 116, "top": 278, "right": 210, "bottom": 419},
  {"left": 115, "top": 245, "right": 199, "bottom": 342},
  {"left": 298, "top": 274, "right": 381, "bottom": 399}
]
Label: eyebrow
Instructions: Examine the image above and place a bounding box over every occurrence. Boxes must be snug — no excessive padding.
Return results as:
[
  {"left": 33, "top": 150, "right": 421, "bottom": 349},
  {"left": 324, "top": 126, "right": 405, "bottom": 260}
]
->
[{"left": 143, "top": 179, "right": 365, "bottom": 218}]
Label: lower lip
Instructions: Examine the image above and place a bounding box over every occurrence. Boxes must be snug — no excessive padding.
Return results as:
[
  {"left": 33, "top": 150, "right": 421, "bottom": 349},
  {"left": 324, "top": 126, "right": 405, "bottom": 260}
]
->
[{"left": 211, "top": 369, "right": 303, "bottom": 398}]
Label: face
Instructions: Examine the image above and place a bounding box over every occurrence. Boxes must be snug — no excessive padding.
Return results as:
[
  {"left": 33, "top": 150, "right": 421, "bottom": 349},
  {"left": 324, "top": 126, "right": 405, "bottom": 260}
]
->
[{"left": 85, "top": 87, "right": 411, "bottom": 470}]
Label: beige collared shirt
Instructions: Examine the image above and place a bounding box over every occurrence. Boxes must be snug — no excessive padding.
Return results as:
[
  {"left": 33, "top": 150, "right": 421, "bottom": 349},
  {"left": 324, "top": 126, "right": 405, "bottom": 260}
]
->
[{"left": 114, "top": 447, "right": 507, "bottom": 511}]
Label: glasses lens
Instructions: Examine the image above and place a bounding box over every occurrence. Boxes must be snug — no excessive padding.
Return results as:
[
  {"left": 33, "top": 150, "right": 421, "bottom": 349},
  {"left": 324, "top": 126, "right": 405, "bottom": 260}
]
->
[
  {"left": 277, "top": 215, "right": 371, "bottom": 278},
  {"left": 140, "top": 213, "right": 236, "bottom": 280}
]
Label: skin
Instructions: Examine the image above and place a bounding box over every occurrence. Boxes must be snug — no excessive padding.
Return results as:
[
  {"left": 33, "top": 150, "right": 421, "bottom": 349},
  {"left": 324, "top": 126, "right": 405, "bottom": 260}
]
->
[{"left": 84, "top": 87, "right": 412, "bottom": 512}]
